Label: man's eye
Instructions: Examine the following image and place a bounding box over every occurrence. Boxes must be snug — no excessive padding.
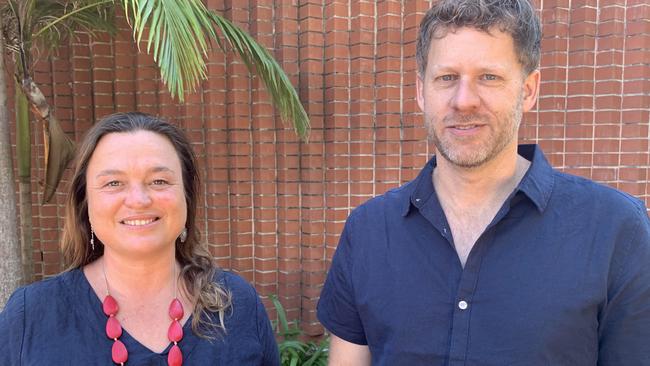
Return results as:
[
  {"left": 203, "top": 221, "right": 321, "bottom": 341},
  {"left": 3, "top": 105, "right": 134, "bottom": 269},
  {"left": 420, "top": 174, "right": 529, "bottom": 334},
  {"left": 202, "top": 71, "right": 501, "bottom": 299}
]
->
[
  {"left": 483, "top": 74, "right": 499, "bottom": 81},
  {"left": 438, "top": 74, "right": 457, "bottom": 82},
  {"left": 152, "top": 179, "right": 168, "bottom": 185},
  {"left": 104, "top": 181, "right": 121, "bottom": 187}
]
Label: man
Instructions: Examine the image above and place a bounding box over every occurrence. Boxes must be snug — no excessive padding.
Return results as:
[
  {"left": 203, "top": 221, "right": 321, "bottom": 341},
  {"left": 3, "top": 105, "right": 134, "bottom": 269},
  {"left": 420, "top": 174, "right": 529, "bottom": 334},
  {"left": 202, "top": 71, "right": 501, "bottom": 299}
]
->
[{"left": 317, "top": 1, "right": 650, "bottom": 365}]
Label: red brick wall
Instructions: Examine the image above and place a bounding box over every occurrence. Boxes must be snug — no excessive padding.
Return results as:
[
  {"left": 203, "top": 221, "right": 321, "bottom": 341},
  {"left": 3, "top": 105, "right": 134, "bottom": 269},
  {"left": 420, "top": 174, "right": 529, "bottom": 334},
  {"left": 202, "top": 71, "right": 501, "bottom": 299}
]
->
[{"left": 9, "top": 1, "right": 650, "bottom": 336}]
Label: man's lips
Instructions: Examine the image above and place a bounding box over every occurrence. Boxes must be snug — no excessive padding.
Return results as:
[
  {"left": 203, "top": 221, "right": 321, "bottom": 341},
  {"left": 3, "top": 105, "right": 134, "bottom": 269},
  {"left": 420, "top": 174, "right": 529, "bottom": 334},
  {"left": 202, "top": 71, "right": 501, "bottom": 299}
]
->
[
  {"left": 447, "top": 124, "right": 484, "bottom": 137},
  {"left": 450, "top": 124, "right": 480, "bottom": 130},
  {"left": 443, "top": 113, "right": 488, "bottom": 127}
]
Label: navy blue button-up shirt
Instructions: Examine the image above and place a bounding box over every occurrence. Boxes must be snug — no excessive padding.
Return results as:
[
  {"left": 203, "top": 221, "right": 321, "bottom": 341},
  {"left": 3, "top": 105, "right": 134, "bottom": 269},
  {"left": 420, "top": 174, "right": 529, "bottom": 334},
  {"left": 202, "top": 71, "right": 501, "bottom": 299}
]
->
[{"left": 317, "top": 145, "right": 650, "bottom": 366}]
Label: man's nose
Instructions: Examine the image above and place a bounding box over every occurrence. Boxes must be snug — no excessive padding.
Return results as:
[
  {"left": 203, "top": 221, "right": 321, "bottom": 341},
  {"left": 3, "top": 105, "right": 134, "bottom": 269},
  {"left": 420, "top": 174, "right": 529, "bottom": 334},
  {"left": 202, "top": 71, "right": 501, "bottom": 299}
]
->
[{"left": 451, "top": 78, "right": 481, "bottom": 111}]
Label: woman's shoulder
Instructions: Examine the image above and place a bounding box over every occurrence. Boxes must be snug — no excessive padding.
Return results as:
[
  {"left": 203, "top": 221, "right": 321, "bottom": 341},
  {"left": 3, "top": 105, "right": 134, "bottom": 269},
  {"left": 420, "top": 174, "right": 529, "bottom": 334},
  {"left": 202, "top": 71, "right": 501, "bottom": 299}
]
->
[
  {"left": 0, "top": 269, "right": 83, "bottom": 360},
  {"left": 215, "top": 270, "right": 260, "bottom": 302},
  {"left": 193, "top": 269, "right": 279, "bottom": 365},
  {"left": 7, "top": 269, "right": 80, "bottom": 308},
  {"left": 212, "top": 269, "right": 271, "bottom": 324}
]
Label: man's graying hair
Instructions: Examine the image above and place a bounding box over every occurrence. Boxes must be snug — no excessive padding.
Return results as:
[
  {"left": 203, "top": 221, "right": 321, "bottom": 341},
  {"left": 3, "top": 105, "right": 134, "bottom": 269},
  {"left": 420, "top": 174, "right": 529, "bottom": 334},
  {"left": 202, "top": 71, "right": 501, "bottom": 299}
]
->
[{"left": 417, "top": 0, "right": 542, "bottom": 76}]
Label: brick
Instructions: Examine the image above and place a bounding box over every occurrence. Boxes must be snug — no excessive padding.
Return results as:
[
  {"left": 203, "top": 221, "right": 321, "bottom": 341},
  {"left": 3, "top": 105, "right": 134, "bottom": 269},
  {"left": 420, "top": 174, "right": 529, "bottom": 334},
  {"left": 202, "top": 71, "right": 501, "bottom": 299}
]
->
[{"left": 12, "top": 1, "right": 650, "bottom": 341}]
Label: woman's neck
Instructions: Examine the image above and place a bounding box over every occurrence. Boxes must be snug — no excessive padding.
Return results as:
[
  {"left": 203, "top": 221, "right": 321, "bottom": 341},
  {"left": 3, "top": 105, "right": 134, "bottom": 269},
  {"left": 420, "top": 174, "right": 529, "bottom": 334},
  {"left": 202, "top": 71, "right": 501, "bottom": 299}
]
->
[{"left": 99, "top": 249, "right": 180, "bottom": 300}]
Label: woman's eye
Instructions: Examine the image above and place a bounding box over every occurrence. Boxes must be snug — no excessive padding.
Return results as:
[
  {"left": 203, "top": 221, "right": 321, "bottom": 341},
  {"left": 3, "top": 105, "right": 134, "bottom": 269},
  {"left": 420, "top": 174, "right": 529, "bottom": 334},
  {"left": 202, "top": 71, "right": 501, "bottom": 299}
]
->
[
  {"left": 152, "top": 179, "right": 168, "bottom": 185},
  {"left": 105, "top": 181, "right": 121, "bottom": 187}
]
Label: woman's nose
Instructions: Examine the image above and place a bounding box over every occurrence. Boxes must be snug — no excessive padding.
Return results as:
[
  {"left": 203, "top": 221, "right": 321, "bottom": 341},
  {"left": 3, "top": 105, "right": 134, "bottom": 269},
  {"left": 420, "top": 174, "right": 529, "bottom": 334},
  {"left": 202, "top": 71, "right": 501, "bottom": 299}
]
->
[{"left": 124, "top": 184, "right": 152, "bottom": 207}]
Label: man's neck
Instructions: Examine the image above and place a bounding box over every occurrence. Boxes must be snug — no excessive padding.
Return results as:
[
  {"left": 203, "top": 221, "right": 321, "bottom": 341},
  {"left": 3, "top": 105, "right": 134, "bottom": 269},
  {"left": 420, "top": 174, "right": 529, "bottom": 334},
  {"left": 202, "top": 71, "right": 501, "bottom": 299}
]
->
[
  {"left": 432, "top": 146, "right": 531, "bottom": 267},
  {"left": 433, "top": 147, "right": 530, "bottom": 209}
]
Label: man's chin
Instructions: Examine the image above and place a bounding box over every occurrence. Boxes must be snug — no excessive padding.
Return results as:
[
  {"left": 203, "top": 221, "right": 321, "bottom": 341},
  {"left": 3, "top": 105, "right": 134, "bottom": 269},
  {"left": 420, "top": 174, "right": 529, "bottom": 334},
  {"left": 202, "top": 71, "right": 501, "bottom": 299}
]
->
[
  {"left": 446, "top": 156, "right": 490, "bottom": 169},
  {"left": 436, "top": 144, "right": 491, "bottom": 168}
]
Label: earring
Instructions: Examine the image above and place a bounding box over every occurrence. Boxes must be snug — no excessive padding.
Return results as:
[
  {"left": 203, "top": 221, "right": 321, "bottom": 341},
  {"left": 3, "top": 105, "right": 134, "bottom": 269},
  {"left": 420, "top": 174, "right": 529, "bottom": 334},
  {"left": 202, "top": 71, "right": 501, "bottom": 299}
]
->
[
  {"left": 179, "top": 228, "right": 188, "bottom": 243},
  {"left": 90, "top": 227, "right": 95, "bottom": 251}
]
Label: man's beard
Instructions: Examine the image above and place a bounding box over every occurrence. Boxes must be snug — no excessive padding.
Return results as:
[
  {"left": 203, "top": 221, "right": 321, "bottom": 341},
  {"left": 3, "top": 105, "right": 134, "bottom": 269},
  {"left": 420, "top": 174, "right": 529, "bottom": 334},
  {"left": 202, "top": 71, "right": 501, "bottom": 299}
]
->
[{"left": 427, "top": 96, "right": 523, "bottom": 168}]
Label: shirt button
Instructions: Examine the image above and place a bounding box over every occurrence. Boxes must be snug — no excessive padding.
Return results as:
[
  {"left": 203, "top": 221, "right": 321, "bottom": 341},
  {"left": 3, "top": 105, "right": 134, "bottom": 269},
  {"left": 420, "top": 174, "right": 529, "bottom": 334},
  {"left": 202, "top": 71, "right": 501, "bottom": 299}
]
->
[{"left": 458, "top": 300, "right": 468, "bottom": 310}]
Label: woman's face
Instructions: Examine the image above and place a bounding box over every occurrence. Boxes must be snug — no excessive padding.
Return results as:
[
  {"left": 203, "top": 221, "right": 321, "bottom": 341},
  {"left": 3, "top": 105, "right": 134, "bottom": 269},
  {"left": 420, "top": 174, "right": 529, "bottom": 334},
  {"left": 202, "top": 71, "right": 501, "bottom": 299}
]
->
[{"left": 85, "top": 130, "right": 187, "bottom": 259}]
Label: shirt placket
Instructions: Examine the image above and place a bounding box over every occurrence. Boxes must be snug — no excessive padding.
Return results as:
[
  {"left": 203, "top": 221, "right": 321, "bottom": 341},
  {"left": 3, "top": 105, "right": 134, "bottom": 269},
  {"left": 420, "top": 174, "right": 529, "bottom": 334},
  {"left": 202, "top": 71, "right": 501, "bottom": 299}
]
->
[{"left": 447, "top": 231, "right": 493, "bottom": 366}]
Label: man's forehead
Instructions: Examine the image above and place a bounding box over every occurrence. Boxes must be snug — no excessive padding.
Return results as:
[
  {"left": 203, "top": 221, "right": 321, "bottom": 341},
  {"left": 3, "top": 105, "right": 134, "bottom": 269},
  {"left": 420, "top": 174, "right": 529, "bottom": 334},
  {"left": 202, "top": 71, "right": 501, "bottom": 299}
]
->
[
  {"left": 431, "top": 24, "right": 509, "bottom": 41},
  {"left": 424, "top": 26, "right": 527, "bottom": 77},
  {"left": 427, "top": 26, "right": 516, "bottom": 56},
  {"left": 430, "top": 62, "right": 511, "bottom": 73}
]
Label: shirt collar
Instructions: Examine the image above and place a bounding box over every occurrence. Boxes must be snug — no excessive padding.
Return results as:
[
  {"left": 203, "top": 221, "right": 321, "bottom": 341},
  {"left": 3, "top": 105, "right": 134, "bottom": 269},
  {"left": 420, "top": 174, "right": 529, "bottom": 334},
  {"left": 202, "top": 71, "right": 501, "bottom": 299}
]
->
[
  {"left": 401, "top": 144, "right": 554, "bottom": 217},
  {"left": 515, "top": 144, "right": 554, "bottom": 213}
]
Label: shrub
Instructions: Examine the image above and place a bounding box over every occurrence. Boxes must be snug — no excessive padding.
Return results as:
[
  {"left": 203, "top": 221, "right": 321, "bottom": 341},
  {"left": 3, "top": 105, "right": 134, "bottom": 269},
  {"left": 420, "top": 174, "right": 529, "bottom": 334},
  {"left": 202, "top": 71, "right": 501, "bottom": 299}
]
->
[{"left": 270, "top": 295, "right": 329, "bottom": 366}]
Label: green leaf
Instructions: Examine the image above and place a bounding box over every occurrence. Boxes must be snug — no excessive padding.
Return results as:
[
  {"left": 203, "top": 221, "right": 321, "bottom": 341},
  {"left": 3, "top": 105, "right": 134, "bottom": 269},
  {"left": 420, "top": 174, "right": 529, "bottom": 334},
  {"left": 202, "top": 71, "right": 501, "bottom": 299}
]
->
[
  {"left": 270, "top": 294, "right": 293, "bottom": 337},
  {"left": 208, "top": 11, "right": 310, "bottom": 141},
  {"left": 117, "top": 1, "right": 309, "bottom": 140},
  {"left": 33, "top": 0, "right": 114, "bottom": 40},
  {"left": 271, "top": 294, "right": 329, "bottom": 365}
]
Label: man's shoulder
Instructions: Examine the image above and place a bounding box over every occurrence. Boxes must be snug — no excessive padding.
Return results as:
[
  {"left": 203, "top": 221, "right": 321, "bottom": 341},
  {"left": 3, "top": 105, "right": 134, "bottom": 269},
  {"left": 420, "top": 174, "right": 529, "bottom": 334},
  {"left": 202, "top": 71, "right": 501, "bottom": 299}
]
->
[
  {"left": 348, "top": 180, "right": 415, "bottom": 222},
  {"left": 550, "top": 169, "right": 647, "bottom": 218}
]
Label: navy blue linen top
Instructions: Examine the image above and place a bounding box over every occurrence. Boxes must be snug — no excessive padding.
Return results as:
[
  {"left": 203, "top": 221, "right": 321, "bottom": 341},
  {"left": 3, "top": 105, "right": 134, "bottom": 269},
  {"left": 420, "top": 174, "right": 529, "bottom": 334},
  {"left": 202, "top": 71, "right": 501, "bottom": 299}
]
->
[
  {"left": 0, "top": 268, "right": 279, "bottom": 365},
  {"left": 317, "top": 145, "right": 650, "bottom": 366}
]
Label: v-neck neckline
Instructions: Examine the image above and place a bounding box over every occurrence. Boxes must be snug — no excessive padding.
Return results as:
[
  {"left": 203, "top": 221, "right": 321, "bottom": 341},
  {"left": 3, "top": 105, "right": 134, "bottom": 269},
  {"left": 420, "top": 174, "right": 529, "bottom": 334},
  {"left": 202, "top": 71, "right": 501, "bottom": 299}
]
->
[{"left": 67, "top": 268, "right": 200, "bottom": 361}]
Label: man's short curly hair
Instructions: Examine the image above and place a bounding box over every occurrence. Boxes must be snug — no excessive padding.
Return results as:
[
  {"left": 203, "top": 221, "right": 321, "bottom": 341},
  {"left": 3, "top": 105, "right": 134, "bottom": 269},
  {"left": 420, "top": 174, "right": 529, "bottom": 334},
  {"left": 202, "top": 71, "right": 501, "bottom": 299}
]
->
[{"left": 417, "top": 0, "right": 542, "bottom": 76}]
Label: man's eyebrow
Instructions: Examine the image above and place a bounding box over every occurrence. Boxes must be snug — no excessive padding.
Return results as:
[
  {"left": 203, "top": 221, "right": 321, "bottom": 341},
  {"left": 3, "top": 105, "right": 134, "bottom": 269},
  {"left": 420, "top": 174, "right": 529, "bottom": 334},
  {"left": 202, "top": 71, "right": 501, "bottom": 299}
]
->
[
  {"left": 431, "top": 64, "right": 509, "bottom": 72},
  {"left": 476, "top": 65, "right": 509, "bottom": 73}
]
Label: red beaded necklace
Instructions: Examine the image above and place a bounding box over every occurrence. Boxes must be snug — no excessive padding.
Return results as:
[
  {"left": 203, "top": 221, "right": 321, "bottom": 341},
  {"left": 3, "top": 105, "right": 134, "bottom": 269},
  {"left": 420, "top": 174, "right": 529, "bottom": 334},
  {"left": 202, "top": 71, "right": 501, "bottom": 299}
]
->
[{"left": 102, "top": 262, "right": 185, "bottom": 366}]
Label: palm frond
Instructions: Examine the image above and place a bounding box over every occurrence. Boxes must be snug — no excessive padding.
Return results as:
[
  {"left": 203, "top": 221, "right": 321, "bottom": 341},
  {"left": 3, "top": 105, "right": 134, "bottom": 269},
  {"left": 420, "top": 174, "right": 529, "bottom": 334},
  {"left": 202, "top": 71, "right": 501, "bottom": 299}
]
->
[
  {"left": 2, "top": 0, "right": 310, "bottom": 140},
  {"left": 31, "top": 0, "right": 116, "bottom": 52},
  {"left": 1, "top": 3, "right": 20, "bottom": 53},
  {"left": 120, "top": 0, "right": 309, "bottom": 141},
  {"left": 120, "top": 0, "right": 213, "bottom": 101},
  {"left": 209, "top": 12, "right": 310, "bottom": 141}
]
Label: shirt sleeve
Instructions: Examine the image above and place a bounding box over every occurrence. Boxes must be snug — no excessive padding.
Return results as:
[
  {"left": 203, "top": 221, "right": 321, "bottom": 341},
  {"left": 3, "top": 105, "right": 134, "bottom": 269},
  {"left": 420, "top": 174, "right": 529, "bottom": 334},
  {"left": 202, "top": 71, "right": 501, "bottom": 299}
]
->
[
  {"left": 0, "top": 287, "right": 26, "bottom": 366},
  {"left": 598, "top": 207, "right": 650, "bottom": 365},
  {"left": 317, "top": 215, "right": 367, "bottom": 345},
  {"left": 255, "top": 293, "right": 280, "bottom": 366}
]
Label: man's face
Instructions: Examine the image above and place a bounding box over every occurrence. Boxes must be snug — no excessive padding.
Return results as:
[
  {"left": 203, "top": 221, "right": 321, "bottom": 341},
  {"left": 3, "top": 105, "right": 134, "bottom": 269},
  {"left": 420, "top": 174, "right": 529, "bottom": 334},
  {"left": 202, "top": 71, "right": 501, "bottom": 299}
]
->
[{"left": 416, "top": 27, "right": 540, "bottom": 168}]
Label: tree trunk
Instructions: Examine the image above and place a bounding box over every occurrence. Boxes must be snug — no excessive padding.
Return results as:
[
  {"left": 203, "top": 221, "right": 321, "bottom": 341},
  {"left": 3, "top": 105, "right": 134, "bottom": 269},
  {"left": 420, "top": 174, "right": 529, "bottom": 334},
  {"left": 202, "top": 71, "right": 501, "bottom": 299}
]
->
[
  {"left": 16, "top": 88, "right": 33, "bottom": 284},
  {"left": 0, "top": 15, "right": 24, "bottom": 308}
]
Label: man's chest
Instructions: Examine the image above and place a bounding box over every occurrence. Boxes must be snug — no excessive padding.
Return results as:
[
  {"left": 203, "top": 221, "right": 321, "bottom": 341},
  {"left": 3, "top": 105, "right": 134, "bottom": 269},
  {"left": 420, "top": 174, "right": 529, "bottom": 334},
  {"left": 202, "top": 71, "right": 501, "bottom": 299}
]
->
[
  {"left": 439, "top": 194, "right": 510, "bottom": 267},
  {"left": 351, "top": 215, "right": 607, "bottom": 365},
  {"left": 445, "top": 212, "right": 493, "bottom": 266}
]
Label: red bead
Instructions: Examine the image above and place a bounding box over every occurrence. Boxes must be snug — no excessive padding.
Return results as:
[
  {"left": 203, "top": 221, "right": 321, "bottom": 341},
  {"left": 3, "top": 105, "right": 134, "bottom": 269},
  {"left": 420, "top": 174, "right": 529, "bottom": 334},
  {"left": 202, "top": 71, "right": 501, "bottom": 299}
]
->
[
  {"left": 168, "top": 344, "right": 183, "bottom": 366},
  {"left": 106, "top": 316, "right": 123, "bottom": 339},
  {"left": 103, "top": 295, "right": 119, "bottom": 316},
  {"left": 169, "top": 298, "right": 184, "bottom": 320},
  {"left": 168, "top": 320, "right": 183, "bottom": 342},
  {"left": 112, "top": 339, "right": 128, "bottom": 363}
]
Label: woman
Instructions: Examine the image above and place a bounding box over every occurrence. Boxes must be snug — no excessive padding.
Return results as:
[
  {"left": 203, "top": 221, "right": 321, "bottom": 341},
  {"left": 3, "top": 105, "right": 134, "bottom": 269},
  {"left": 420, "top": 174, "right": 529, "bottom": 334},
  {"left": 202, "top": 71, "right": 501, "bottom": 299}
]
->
[{"left": 0, "top": 112, "right": 279, "bottom": 365}]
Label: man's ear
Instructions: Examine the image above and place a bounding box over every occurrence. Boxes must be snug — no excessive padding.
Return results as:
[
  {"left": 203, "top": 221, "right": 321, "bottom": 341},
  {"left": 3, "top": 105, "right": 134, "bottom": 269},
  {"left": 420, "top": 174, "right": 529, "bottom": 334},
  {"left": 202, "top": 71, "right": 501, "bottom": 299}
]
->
[
  {"left": 522, "top": 69, "right": 541, "bottom": 113},
  {"left": 416, "top": 73, "right": 425, "bottom": 112}
]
